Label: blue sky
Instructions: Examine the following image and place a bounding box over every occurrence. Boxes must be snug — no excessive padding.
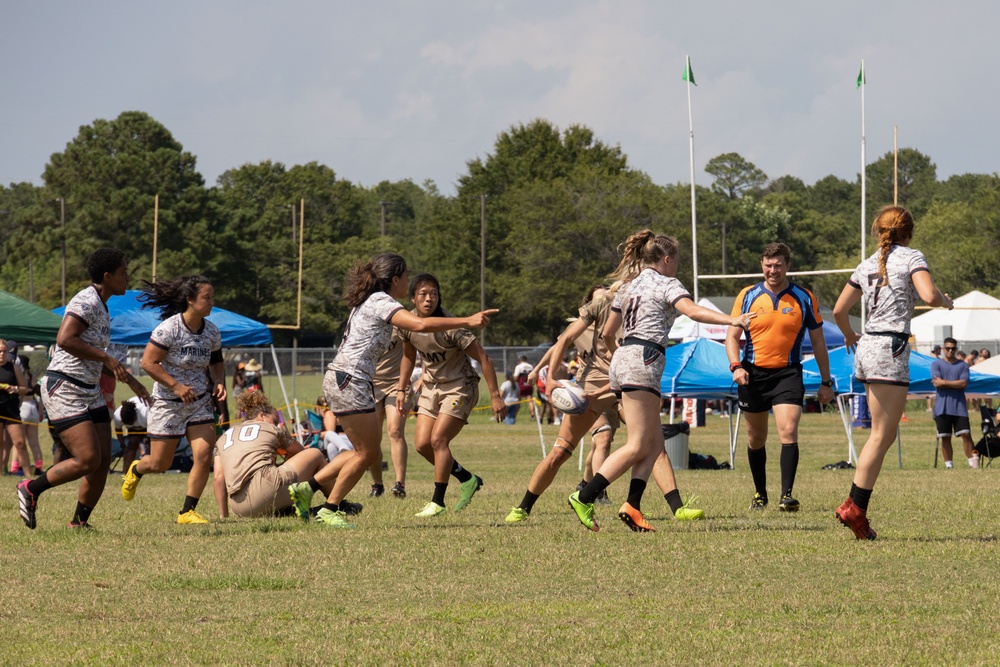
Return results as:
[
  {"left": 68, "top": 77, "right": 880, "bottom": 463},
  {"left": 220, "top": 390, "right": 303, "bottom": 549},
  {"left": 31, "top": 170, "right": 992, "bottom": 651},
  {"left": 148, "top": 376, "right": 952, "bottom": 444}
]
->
[{"left": 4, "top": 2, "right": 998, "bottom": 193}]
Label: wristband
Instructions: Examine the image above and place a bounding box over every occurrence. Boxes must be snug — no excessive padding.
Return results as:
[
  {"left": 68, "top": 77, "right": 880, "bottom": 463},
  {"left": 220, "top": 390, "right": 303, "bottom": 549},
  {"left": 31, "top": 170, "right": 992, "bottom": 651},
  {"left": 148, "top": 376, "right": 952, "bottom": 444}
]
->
[{"left": 729, "top": 362, "right": 742, "bottom": 373}]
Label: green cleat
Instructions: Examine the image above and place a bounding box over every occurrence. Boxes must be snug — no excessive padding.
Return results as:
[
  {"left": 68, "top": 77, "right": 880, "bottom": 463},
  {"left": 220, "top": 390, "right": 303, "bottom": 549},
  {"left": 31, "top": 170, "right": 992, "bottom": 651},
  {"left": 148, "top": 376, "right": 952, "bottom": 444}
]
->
[
  {"left": 505, "top": 507, "right": 529, "bottom": 524},
  {"left": 415, "top": 502, "right": 447, "bottom": 517},
  {"left": 454, "top": 475, "right": 483, "bottom": 512},
  {"left": 288, "top": 482, "right": 314, "bottom": 521},
  {"left": 121, "top": 461, "right": 142, "bottom": 501},
  {"left": 568, "top": 491, "right": 600, "bottom": 532},
  {"left": 315, "top": 508, "right": 356, "bottom": 528},
  {"left": 673, "top": 495, "right": 706, "bottom": 521}
]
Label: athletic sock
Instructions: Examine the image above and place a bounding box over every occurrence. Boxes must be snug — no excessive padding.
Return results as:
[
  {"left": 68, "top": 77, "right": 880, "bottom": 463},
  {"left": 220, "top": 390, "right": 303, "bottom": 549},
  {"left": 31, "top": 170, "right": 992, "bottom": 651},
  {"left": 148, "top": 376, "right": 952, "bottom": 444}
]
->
[
  {"left": 320, "top": 502, "right": 339, "bottom": 513},
  {"left": 450, "top": 461, "right": 472, "bottom": 483},
  {"left": 432, "top": 482, "right": 448, "bottom": 506},
  {"left": 308, "top": 478, "right": 322, "bottom": 493},
  {"left": 747, "top": 447, "right": 767, "bottom": 498},
  {"left": 180, "top": 496, "right": 199, "bottom": 514},
  {"left": 578, "top": 473, "right": 610, "bottom": 505},
  {"left": 71, "top": 502, "right": 94, "bottom": 525},
  {"left": 27, "top": 473, "right": 53, "bottom": 497},
  {"left": 851, "top": 485, "right": 873, "bottom": 511},
  {"left": 519, "top": 490, "right": 540, "bottom": 513},
  {"left": 626, "top": 478, "right": 646, "bottom": 512},
  {"left": 664, "top": 489, "right": 684, "bottom": 515},
  {"left": 779, "top": 442, "right": 799, "bottom": 497}
]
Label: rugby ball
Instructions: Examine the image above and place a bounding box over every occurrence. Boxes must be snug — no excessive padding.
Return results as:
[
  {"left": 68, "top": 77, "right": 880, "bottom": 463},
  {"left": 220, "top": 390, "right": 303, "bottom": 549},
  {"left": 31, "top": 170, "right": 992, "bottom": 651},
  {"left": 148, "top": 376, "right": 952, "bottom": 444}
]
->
[{"left": 550, "top": 381, "right": 588, "bottom": 415}]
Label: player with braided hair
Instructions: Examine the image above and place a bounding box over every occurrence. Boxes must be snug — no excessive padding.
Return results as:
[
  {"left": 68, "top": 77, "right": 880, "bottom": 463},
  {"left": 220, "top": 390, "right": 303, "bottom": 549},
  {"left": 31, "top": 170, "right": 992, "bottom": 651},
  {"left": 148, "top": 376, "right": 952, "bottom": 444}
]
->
[{"left": 832, "top": 205, "right": 952, "bottom": 540}]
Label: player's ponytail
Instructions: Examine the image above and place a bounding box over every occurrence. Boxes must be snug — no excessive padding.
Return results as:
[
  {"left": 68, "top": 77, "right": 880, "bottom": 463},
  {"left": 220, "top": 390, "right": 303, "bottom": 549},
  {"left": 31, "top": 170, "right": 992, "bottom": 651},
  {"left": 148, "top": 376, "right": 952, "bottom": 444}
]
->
[
  {"left": 344, "top": 253, "right": 407, "bottom": 308},
  {"left": 138, "top": 275, "right": 212, "bottom": 320},
  {"left": 871, "top": 205, "right": 914, "bottom": 284},
  {"left": 607, "top": 230, "right": 678, "bottom": 283}
]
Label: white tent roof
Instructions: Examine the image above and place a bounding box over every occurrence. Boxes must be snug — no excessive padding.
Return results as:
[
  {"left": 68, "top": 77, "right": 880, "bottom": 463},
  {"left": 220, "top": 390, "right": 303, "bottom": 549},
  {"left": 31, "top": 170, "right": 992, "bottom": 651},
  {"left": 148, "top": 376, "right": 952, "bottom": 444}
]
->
[
  {"left": 971, "top": 355, "right": 1000, "bottom": 377},
  {"left": 668, "top": 298, "right": 729, "bottom": 340},
  {"left": 910, "top": 290, "right": 1000, "bottom": 345}
]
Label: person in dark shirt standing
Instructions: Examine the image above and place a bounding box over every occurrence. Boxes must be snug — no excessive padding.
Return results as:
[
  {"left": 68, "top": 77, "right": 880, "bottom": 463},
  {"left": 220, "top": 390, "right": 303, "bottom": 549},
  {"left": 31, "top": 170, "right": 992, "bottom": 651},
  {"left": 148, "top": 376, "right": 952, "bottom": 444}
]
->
[{"left": 932, "top": 337, "right": 978, "bottom": 469}]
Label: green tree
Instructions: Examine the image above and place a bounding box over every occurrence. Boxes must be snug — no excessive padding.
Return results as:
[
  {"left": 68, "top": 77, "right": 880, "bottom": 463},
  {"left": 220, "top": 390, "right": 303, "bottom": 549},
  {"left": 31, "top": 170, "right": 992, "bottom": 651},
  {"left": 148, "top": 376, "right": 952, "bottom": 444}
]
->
[
  {"left": 865, "top": 148, "right": 937, "bottom": 218},
  {"left": 704, "top": 152, "right": 768, "bottom": 200},
  {"left": 453, "top": 120, "right": 638, "bottom": 343},
  {"left": 39, "top": 111, "right": 215, "bottom": 305},
  {"left": 215, "top": 161, "right": 374, "bottom": 338},
  {"left": 914, "top": 194, "right": 1000, "bottom": 297}
]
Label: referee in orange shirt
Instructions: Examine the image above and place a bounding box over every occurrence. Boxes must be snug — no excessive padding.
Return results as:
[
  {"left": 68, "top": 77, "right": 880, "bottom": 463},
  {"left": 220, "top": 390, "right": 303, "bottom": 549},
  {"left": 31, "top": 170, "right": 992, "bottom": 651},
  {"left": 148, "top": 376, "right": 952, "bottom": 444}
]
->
[{"left": 726, "top": 243, "right": 834, "bottom": 512}]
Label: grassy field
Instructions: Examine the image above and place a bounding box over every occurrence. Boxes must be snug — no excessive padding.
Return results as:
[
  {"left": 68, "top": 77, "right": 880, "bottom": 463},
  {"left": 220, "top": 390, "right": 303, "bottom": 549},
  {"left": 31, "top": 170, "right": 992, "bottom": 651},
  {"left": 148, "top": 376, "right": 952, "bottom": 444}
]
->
[{"left": 3, "top": 393, "right": 1000, "bottom": 665}]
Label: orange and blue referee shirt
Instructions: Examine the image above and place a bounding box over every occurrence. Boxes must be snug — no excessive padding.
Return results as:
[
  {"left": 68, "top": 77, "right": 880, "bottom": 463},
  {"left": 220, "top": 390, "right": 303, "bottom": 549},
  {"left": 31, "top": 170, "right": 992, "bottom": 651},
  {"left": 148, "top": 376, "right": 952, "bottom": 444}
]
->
[{"left": 731, "top": 283, "right": 823, "bottom": 369}]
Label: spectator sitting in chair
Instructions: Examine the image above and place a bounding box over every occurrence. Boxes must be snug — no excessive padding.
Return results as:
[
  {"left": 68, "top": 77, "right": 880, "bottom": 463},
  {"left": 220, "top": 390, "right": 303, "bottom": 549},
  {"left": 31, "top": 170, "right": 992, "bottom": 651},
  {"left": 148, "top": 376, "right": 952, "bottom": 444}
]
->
[{"left": 932, "top": 337, "right": 979, "bottom": 469}]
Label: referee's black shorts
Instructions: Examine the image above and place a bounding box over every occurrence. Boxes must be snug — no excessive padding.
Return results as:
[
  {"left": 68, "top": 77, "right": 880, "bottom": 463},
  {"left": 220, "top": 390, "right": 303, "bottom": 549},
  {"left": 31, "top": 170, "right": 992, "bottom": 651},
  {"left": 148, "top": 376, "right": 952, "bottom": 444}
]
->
[{"left": 737, "top": 363, "right": 804, "bottom": 414}]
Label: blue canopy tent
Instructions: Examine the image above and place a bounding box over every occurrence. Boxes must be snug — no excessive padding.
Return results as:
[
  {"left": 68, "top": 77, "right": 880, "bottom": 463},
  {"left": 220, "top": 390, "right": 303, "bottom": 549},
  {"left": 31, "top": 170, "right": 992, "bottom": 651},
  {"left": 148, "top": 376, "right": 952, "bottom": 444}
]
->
[
  {"left": 800, "top": 319, "right": 845, "bottom": 355},
  {"left": 803, "top": 346, "right": 1000, "bottom": 397},
  {"left": 803, "top": 346, "right": 1000, "bottom": 467},
  {"left": 53, "top": 290, "right": 272, "bottom": 347}
]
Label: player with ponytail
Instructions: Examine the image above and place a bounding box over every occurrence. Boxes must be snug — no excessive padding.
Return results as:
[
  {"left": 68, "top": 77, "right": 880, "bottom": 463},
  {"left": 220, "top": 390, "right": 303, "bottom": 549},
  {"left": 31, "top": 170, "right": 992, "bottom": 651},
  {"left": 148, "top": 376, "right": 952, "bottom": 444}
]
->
[
  {"left": 295, "top": 253, "right": 499, "bottom": 528},
  {"left": 568, "top": 230, "right": 755, "bottom": 532},
  {"left": 832, "top": 205, "right": 953, "bottom": 540}
]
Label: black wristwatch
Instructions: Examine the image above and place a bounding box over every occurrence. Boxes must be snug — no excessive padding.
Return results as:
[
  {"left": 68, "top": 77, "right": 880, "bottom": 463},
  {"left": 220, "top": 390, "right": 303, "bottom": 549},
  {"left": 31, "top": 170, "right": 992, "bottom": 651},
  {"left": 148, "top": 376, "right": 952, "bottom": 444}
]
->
[{"left": 821, "top": 379, "right": 834, "bottom": 388}]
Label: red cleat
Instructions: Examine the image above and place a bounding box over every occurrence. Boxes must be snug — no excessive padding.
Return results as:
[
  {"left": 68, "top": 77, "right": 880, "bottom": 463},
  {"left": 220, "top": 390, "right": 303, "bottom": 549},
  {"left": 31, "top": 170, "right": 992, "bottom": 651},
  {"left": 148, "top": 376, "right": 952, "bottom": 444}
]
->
[{"left": 836, "top": 497, "right": 877, "bottom": 541}]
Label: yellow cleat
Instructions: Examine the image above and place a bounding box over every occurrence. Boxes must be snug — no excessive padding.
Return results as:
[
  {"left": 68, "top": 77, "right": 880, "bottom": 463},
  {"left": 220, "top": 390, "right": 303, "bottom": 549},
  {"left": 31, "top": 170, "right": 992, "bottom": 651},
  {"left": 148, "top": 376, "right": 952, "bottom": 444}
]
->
[
  {"left": 121, "top": 461, "right": 142, "bottom": 501},
  {"left": 177, "top": 509, "right": 209, "bottom": 525}
]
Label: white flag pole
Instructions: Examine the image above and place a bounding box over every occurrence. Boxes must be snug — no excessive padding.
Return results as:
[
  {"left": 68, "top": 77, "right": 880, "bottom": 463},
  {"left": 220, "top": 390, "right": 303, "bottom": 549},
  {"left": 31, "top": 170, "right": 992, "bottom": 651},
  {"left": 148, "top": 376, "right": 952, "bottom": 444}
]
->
[
  {"left": 686, "top": 55, "right": 699, "bottom": 302},
  {"left": 859, "top": 58, "right": 867, "bottom": 329}
]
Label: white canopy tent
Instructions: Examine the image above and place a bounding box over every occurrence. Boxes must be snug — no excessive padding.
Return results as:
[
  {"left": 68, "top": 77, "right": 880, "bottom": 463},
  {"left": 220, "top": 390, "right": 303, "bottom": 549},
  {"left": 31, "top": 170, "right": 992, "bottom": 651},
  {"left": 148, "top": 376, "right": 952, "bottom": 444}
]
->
[
  {"left": 971, "top": 355, "right": 1000, "bottom": 377},
  {"left": 668, "top": 298, "right": 728, "bottom": 340},
  {"left": 910, "top": 290, "right": 1000, "bottom": 352}
]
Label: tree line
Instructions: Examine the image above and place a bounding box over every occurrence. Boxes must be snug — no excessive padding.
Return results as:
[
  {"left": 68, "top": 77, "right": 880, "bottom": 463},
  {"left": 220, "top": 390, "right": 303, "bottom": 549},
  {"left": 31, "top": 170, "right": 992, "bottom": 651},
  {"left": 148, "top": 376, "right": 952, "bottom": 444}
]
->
[{"left": 2, "top": 111, "right": 998, "bottom": 345}]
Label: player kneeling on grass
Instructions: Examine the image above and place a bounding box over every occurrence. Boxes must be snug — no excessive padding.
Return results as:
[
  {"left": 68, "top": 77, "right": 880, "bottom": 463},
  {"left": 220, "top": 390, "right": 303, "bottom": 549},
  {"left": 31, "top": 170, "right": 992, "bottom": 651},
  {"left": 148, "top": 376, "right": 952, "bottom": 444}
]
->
[{"left": 213, "top": 390, "right": 357, "bottom": 520}]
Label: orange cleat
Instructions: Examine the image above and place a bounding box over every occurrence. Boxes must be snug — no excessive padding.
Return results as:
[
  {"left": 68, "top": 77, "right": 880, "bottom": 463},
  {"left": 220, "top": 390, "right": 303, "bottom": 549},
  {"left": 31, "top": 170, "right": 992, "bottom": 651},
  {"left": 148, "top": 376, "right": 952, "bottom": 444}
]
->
[{"left": 618, "top": 502, "right": 656, "bottom": 533}]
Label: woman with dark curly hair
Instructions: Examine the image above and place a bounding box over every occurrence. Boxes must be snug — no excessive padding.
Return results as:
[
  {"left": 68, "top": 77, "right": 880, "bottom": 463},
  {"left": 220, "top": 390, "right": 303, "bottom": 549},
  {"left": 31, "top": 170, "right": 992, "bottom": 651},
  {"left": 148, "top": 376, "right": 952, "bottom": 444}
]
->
[{"left": 121, "top": 275, "right": 226, "bottom": 525}]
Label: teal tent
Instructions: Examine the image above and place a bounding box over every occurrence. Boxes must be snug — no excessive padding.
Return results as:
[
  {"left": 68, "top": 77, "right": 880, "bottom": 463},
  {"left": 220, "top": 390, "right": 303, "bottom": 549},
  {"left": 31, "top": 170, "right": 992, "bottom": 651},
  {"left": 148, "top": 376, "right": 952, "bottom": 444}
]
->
[{"left": 0, "top": 290, "right": 62, "bottom": 344}]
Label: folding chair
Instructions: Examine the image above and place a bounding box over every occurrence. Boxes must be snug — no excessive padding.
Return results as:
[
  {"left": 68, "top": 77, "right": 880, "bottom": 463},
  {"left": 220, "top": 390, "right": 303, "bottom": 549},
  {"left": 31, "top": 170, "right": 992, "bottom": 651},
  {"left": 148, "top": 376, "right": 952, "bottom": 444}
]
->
[
  {"left": 974, "top": 405, "right": 1000, "bottom": 468},
  {"left": 302, "top": 410, "right": 325, "bottom": 449}
]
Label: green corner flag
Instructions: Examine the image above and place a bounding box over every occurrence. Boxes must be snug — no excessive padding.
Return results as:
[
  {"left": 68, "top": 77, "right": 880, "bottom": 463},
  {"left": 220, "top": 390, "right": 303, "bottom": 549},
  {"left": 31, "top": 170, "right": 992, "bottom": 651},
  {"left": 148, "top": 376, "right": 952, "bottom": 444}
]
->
[
  {"left": 683, "top": 57, "right": 696, "bottom": 86},
  {"left": 856, "top": 63, "right": 865, "bottom": 89}
]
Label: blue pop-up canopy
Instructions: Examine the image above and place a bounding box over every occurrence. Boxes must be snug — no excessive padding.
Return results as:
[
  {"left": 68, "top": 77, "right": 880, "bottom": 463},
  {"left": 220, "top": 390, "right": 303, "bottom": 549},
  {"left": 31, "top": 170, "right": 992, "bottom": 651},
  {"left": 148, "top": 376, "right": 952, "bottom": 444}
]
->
[
  {"left": 53, "top": 290, "right": 272, "bottom": 347},
  {"left": 659, "top": 338, "right": 824, "bottom": 398},
  {"left": 800, "top": 319, "right": 845, "bottom": 355},
  {"left": 802, "top": 346, "right": 1000, "bottom": 396},
  {"left": 659, "top": 338, "right": 738, "bottom": 399}
]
